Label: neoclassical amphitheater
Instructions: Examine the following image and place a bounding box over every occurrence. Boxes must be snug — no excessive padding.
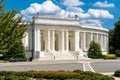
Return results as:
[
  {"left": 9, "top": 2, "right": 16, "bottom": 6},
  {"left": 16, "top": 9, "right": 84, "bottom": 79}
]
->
[{"left": 23, "top": 16, "right": 109, "bottom": 60}]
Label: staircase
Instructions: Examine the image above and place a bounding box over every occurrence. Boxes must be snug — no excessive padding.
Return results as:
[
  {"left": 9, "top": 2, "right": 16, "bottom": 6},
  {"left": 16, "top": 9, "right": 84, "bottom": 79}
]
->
[
  {"left": 34, "top": 49, "right": 89, "bottom": 61},
  {"left": 52, "top": 52, "right": 75, "bottom": 60},
  {"left": 38, "top": 51, "right": 55, "bottom": 60}
]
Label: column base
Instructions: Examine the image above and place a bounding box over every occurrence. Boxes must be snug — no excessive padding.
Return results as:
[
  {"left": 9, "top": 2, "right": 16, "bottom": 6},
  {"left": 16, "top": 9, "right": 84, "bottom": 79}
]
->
[{"left": 33, "top": 51, "right": 44, "bottom": 59}]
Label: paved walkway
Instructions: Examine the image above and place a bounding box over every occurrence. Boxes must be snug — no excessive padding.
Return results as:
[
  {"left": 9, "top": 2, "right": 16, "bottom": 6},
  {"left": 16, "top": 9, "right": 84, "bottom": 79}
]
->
[
  {"left": 0, "top": 59, "right": 120, "bottom": 66},
  {"left": 0, "top": 59, "right": 120, "bottom": 80}
]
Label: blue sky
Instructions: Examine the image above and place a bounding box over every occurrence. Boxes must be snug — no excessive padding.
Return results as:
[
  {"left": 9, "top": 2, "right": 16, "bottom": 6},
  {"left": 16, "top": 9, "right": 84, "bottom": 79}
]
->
[{"left": 5, "top": 0, "right": 120, "bottom": 29}]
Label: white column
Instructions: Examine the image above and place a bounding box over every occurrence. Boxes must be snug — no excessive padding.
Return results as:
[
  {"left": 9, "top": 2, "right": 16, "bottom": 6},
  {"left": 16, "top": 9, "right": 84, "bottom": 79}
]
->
[
  {"left": 104, "top": 35, "right": 106, "bottom": 51},
  {"left": 96, "top": 33, "right": 98, "bottom": 43},
  {"left": 47, "top": 30, "right": 50, "bottom": 51},
  {"left": 75, "top": 31, "right": 79, "bottom": 51},
  {"left": 83, "top": 32, "right": 86, "bottom": 51},
  {"left": 52, "top": 30, "right": 55, "bottom": 51},
  {"left": 90, "top": 33, "right": 93, "bottom": 41},
  {"left": 34, "top": 28, "right": 40, "bottom": 58},
  {"left": 28, "top": 29, "right": 32, "bottom": 50},
  {"left": 66, "top": 30, "right": 69, "bottom": 52},
  {"left": 101, "top": 34, "right": 103, "bottom": 51},
  {"left": 34, "top": 29, "right": 40, "bottom": 51},
  {"left": 106, "top": 35, "right": 108, "bottom": 52},
  {"left": 61, "top": 30, "right": 65, "bottom": 52}
]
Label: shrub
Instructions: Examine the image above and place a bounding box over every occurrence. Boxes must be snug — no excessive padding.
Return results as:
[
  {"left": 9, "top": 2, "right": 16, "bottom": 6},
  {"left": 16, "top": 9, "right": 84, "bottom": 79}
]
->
[
  {"left": 109, "top": 46, "right": 115, "bottom": 54},
  {"left": 115, "top": 49, "right": 120, "bottom": 57},
  {"left": 0, "top": 76, "right": 4, "bottom": 80},
  {"left": 88, "top": 41, "right": 102, "bottom": 59},
  {"left": 4, "top": 75, "right": 18, "bottom": 80},
  {"left": 114, "top": 70, "right": 120, "bottom": 77},
  {"left": 103, "top": 54, "right": 117, "bottom": 59},
  {"left": 80, "top": 71, "right": 115, "bottom": 80},
  {"left": 0, "top": 71, "right": 115, "bottom": 80},
  {"left": 73, "top": 70, "right": 84, "bottom": 73}
]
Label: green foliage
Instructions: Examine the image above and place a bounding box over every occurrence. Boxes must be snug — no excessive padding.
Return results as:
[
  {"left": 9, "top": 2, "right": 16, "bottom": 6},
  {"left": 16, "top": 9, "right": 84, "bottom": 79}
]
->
[
  {"left": 112, "top": 19, "right": 120, "bottom": 50},
  {"left": 109, "top": 30, "right": 114, "bottom": 48},
  {"left": 3, "top": 41, "right": 27, "bottom": 62},
  {"left": 88, "top": 41, "right": 102, "bottom": 58},
  {"left": 0, "top": 71, "right": 114, "bottom": 80},
  {"left": 109, "top": 46, "right": 115, "bottom": 54},
  {"left": 115, "top": 49, "right": 120, "bottom": 57},
  {"left": 109, "top": 19, "right": 120, "bottom": 56},
  {"left": 80, "top": 71, "right": 114, "bottom": 80},
  {"left": 103, "top": 54, "right": 117, "bottom": 59},
  {"left": 73, "top": 69, "right": 84, "bottom": 73},
  {"left": 0, "top": 0, "right": 28, "bottom": 54},
  {"left": 114, "top": 70, "right": 120, "bottom": 77}
]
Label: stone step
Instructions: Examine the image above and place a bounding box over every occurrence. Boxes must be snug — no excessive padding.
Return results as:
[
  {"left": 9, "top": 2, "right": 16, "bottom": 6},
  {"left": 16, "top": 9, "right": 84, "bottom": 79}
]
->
[{"left": 53, "top": 52, "right": 75, "bottom": 60}]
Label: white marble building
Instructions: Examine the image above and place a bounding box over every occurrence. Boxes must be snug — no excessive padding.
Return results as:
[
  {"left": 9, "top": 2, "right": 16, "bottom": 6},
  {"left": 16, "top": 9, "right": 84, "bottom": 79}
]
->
[{"left": 23, "top": 16, "right": 109, "bottom": 60}]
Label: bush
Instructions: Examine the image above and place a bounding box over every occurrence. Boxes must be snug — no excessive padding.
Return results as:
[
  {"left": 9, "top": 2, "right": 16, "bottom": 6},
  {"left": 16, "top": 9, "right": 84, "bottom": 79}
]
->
[
  {"left": 81, "top": 71, "right": 114, "bottom": 80},
  {"left": 0, "top": 71, "right": 115, "bottom": 80},
  {"left": 88, "top": 41, "right": 102, "bottom": 59},
  {"left": 109, "top": 46, "right": 115, "bottom": 54},
  {"left": 103, "top": 54, "right": 117, "bottom": 59},
  {"left": 73, "top": 70, "right": 84, "bottom": 73},
  {"left": 114, "top": 70, "right": 120, "bottom": 77},
  {"left": 115, "top": 49, "right": 120, "bottom": 57}
]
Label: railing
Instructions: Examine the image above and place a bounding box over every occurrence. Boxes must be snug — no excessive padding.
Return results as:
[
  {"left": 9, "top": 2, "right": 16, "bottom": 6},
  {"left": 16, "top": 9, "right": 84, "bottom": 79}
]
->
[
  {"left": 47, "top": 50, "right": 55, "bottom": 60},
  {"left": 71, "top": 51, "right": 79, "bottom": 59}
]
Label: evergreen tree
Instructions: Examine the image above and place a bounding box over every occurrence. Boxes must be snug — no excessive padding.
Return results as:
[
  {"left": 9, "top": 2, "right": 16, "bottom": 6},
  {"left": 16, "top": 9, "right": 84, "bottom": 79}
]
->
[
  {"left": 112, "top": 19, "right": 120, "bottom": 50},
  {"left": 0, "top": 0, "right": 28, "bottom": 54},
  {"left": 4, "top": 40, "right": 26, "bottom": 61},
  {"left": 109, "top": 30, "right": 114, "bottom": 47},
  {"left": 88, "top": 41, "right": 102, "bottom": 58},
  {"left": 109, "top": 30, "right": 115, "bottom": 54}
]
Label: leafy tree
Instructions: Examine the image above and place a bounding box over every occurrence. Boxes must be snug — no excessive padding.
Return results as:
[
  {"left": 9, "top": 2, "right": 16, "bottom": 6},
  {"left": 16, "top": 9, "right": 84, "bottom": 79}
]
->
[
  {"left": 88, "top": 41, "right": 102, "bottom": 58},
  {"left": 108, "top": 30, "right": 114, "bottom": 54},
  {"left": 0, "top": 0, "right": 28, "bottom": 54},
  {"left": 109, "top": 30, "right": 114, "bottom": 47},
  {"left": 4, "top": 40, "right": 26, "bottom": 61},
  {"left": 109, "top": 46, "right": 114, "bottom": 54},
  {"left": 115, "top": 49, "right": 120, "bottom": 57},
  {"left": 112, "top": 19, "right": 120, "bottom": 50}
]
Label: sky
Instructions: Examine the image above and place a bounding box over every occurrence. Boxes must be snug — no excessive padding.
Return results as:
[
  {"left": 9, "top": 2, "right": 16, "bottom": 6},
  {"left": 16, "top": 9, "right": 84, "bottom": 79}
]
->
[{"left": 5, "top": 0, "right": 120, "bottom": 29}]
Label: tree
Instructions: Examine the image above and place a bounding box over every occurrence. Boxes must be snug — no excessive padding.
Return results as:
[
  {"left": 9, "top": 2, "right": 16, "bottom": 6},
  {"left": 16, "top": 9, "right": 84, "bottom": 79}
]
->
[
  {"left": 4, "top": 40, "right": 26, "bottom": 61},
  {"left": 88, "top": 41, "right": 102, "bottom": 58},
  {"left": 109, "top": 29, "right": 114, "bottom": 47},
  {"left": 0, "top": 0, "right": 28, "bottom": 54},
  {"left": 112, "top": 19, "right": 120, "bottom": 50},
  {"left": 108, "top": 29, "right": 115, "bottom": 54}
]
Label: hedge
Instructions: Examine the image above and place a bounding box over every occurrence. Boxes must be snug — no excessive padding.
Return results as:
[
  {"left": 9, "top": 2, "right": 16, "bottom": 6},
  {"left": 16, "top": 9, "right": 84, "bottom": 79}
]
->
[
  {"left": 114, "top": 70, "right": 120, "bottom": 77},
  {"left": 103, "top": 54, "right": 117, "bottom": 59},
  {"left": 0, "top": 70, "right": 115, "bottom": 80}
]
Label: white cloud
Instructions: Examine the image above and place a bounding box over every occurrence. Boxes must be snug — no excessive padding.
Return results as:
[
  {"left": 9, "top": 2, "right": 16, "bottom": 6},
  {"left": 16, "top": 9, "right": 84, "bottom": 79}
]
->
[
  {"left": 80, "top": 19, "right": 102, "bottom": 27},
  {"left": 94, "top": 1, "right": 115, "bottom": 8},
  {"left": 88, "top": 9, "right": 114, "bottom": 19},
  {"left": 14, "top": 14, "right": 21, "bottom": 19},
  {"left": 21, "top": 3, "right": 41, "bottom": 15},
  {"left": 63, "top": 0, "right": 84, "bottom": 7},
  {"left": 20, "top": 0, "right": 114, "bottom": 27},
  {"left": 40, "top": 0, "right": 61, "bottom": 14},
  {"left": 65, "top": 7, "right": 91, "bottom": 18},
  {"left": 20, "top": 0, "right": 62, "bottom": 21},
  {"left": 66, "top": 7, "right": 84, "bottom": 13}
]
